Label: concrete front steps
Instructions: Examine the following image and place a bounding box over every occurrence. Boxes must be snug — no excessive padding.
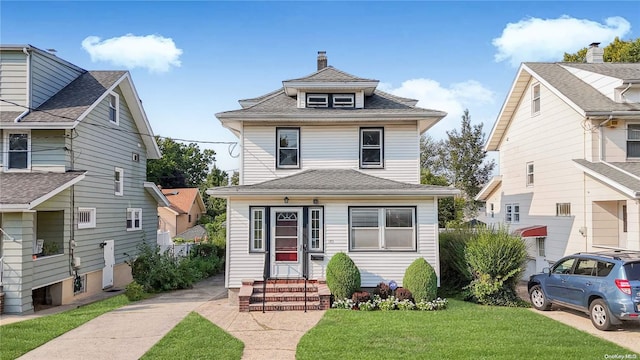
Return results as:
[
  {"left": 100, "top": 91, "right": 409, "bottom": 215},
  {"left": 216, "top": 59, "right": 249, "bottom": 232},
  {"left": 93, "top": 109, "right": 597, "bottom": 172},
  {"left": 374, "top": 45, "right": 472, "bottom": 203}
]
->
[{"left": 239, "top": 278, "right": 331, "bottom": 312}]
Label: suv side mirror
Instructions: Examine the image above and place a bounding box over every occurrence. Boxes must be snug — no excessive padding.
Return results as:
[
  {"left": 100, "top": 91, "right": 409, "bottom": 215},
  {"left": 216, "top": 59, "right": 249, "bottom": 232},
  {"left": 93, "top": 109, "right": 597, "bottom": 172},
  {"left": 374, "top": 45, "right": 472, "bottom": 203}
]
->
[{"left": 542, "top": 267, "right": 550, "bottom": 275}]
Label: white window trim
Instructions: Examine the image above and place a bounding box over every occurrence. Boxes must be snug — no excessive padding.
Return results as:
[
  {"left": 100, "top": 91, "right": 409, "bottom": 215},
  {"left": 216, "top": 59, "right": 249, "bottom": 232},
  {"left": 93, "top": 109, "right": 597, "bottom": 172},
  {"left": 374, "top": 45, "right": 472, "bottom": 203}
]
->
[
  {"left": 114, "top": 167, "right": 124, "bottom": 196},
  {"left": 3, "top": 130, "right": 31, "bottom": 171},
  {"left": 626, "top": 123, "right": 640, "bottom": 158},
  {"left": 526, "top": 162, "right": 534, "bottom": 187},
  {"left": 332, "top": 94, "right": 354, "bottom": 108},
  {"left": 537, "top": 238, "right": 545, "bottom": 257},
  {"left": 276, "top": 128, "right": 300, "bottom": 169},
  {"left": 349, "top": 207, "right": 416, "bottom": 251},
  {"left": 250, "top": 207, "right": 265, "bottom": 252},
  {"left": 556, "top": 203, "right": 571, "bottom": 217},
  {"left": 126, "top": 208, "right": 142, "bottom": 231},
  {"left": 360, "top": 128, "right": 384, "bottom": 169},
  {"left": 77, "top": 207, "right": 96, "bottom": 229},
  {"left": 505, "top": 203, "right": 520, "bottom": 223},
  {"left": 108, "top": 92, "right": 120, "bottom": 125},
  {"left": 306, "top": 93, "right": 328, "bottom": 108},
  {"left": 309, "top": 207, "right": 323, "bottom": 252},
  {"left": 531, "top": 83, "right": 541, "bottom": 116}
]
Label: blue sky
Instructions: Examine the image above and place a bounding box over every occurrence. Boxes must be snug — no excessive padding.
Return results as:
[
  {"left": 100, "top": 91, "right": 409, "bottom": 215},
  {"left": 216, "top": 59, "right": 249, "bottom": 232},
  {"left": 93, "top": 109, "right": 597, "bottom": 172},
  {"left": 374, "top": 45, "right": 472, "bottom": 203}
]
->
[{"left": 2, "top": 1, "right": 639, "bottom": 172}]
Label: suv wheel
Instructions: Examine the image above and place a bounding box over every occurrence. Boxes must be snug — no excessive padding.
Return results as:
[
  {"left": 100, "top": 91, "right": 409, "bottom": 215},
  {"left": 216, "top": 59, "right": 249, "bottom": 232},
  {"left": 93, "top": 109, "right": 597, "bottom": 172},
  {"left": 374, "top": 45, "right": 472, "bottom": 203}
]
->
[
  {"left": 529, "top": 285, "right": 551, "bottom": 311},
  {"left": 589, "top": 299, "right": 613, "bottom": 331}
]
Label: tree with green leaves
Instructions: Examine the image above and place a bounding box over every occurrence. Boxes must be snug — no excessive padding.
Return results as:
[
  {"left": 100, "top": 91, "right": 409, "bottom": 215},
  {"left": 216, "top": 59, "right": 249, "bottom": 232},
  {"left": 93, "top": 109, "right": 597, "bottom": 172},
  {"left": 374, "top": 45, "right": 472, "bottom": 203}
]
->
[
  {"left": 202, "top": 166, "right": 239, "bottom": 219},
  {"left": 147, "top": 136, "right": 216, "bottom": 188},
  {"left": 420, "top": 110, "right": 495, "bottom": 223},
  {"left": 563, "top": 37, "right": 640, "bottom": 63}
]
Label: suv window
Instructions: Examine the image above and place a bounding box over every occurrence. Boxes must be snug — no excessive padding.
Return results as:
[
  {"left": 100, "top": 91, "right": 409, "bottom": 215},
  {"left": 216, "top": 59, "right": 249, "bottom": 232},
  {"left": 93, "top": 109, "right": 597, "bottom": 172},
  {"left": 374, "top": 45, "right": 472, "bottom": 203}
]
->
[
  {"left": 574, "top": 259, "right": 596, "bottom": 276},
  {"left": 624, "top": 262, "right": 640, "bottom": 280},
  {"left": 596, "top": 261, "right": 615, "bottom": 277},
  {"left": 552, "top": 258, "right": 575, "bottom": 274}
]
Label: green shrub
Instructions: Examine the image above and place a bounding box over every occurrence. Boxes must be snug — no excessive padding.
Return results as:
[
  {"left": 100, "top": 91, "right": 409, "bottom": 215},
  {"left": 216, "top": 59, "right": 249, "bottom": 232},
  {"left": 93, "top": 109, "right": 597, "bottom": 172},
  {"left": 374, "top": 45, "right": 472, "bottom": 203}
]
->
[
  {"left": 403, "top": 258, "right": 437, "bottom": 302},
  {"left": 464, "top": 226, "right": 527, "bottom": 306},
  {"left": 326, "top": 252, "right": 361, "bottom": 299},
  {"left": 124, "top": 281, "right": 147, "bottom": 301},
  {"left": 439, "top": 228, "right": 473, "bottom": 295}
]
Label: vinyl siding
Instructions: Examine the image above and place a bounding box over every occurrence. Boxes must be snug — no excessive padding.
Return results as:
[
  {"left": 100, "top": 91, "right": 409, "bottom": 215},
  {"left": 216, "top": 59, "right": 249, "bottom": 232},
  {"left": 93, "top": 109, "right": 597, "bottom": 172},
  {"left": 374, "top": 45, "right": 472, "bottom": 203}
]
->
[
  {"left": 0, "top": 50, "right": 27, "bottom": 112},
  {"left": 70, "top": 86, "right": 157, "bottom": 275},
  {"left": 30, "top": 51, "right": 83, "bottom": 108},
  {"left": 31, "top": 129, "right": 67, "bottom": 171},
  {"left": 226, "top": 197, "right": 438, "bottom": 289},
  {"left": 497, "top": 78, "right": 587, "bottom": 268},
  {"left": 242, "top": 123, "right": 420, "bottom": 185},
  {"left": 1, "top": 212, "right": 36, "bottom": 313}
]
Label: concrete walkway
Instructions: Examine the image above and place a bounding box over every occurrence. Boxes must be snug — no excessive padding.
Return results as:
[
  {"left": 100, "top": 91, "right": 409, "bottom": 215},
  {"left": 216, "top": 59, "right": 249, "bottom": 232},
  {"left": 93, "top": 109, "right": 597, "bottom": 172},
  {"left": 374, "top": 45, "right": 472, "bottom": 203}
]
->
[{"left": 16, "top": 275, "right": 227, "bottom": 360}]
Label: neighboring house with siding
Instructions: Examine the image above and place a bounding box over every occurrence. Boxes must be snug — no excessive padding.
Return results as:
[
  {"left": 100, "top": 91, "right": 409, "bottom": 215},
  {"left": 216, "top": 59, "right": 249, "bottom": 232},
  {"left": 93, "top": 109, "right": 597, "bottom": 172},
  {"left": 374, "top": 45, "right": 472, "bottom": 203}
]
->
[
  {"left": 476, "top": 44, "right": 640, "bottom": 277},
  {"left": 208, "top": 52, "right": 459, "bottom": 310},
  {"left": 158, "top": 187, "right": 206, "bottom": 238},
  {"left": 0, "top": 44, "right": 168, "bottom": 314}
]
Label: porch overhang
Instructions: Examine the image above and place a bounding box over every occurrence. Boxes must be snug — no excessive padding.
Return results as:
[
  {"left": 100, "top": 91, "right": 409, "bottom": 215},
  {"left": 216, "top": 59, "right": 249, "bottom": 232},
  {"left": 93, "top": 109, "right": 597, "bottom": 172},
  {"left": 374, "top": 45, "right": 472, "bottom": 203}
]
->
[
  {"left": 474, "top": 175, "right": 502, "bottom": 201},
  {"left": 0, "top": 171, "right": 86, "bottom": 212},
  {"left": 144, "top": 182, "right": 170, "bottom": 206},
  {"left": 513, "top": 225, "right": 547, "bottom": 238}
]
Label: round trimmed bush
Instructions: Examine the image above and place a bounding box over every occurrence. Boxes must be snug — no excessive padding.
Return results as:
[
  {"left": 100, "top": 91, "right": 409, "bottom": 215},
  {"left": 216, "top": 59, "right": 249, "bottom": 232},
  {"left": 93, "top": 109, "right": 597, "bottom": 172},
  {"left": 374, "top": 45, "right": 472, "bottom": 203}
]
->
[
  {"left": 326, "top": 252, "right": 361, "bottom": 299},
  {"left": 403, "top": 257, "right": 437, "bottom": 302}
]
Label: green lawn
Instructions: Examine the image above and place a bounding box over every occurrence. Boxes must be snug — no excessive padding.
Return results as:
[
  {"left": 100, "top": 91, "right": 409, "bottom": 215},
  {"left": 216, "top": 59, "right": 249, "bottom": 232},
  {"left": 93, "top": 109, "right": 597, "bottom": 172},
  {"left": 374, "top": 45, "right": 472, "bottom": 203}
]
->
[
  {"left": 141, "top": 312, "right": 244, "bottom": 360},
  {"left": 0, "top": 294, "right": 130, "bottom": 360},
  {"left": 297, "top": 299, "right": 637, "bottom": 359}
]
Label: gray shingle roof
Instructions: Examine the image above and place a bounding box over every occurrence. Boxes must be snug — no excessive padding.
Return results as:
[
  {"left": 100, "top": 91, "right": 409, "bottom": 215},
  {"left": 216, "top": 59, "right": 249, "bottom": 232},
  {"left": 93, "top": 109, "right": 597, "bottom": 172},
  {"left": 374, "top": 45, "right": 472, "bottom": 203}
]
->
[
  {"left": 573, "top": 159, "right": 640, "bottom": 195},
  {"left": 284, "top": 66, "right": 377, "bottom": 83},
  {"left": 217, "top": 90, "right": 445, "bottom": 117},
  {"left": 175, "top": 225, "right": 207, "bottom": 241},
  {"left": 0, "top": 171, "right": 86, "bottom": 205},
  {"left": 208, "top": 169, "right": 459, "bottom": 196},
  {"left": 525, "top": 63, "right": 640, "bottom": 113},
  {"left": 0, "top": 111, "right": 23, "bottom": 123},
  {"left": 19, "top": 71, "right": 126, "bottom": 123}
]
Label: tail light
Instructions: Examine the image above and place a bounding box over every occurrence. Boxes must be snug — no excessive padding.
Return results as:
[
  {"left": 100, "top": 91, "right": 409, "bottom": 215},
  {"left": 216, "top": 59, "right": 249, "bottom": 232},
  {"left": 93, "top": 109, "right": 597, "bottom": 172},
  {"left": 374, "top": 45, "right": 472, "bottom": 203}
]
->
[{"left": 615, "top": 279, "right": 632, "bottom": 295}]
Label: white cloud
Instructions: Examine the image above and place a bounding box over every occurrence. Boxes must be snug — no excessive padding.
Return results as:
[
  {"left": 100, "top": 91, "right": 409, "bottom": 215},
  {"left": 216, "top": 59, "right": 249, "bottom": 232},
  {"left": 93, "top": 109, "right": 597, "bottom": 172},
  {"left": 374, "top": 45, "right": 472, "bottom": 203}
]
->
[
  {"left": 381, "top": 78, "right": 493, "bottom": 120},
  {"left": 493, "top": 16, "right": 631, "bottom": 66},
  {"left": 82, "top": 34, "right": 182, "bottom": 73},
  {"left": 380, "top": 79, "right": 495, "bottom": 139}
]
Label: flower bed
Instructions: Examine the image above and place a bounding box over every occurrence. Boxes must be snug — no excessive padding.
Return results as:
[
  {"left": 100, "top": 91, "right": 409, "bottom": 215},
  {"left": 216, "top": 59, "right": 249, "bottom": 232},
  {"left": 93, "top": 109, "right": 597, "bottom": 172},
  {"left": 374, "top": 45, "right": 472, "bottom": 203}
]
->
[{"left": 332, "top": 294, "right": 448, "bottom": 311}]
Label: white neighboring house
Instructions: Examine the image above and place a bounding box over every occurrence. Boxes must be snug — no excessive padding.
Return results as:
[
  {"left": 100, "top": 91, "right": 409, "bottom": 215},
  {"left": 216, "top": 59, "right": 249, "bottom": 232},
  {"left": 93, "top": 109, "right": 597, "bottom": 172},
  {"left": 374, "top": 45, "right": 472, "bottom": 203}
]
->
[
  {"left": 476, "top": 43, "right": 640, "bottom": 277},
  {"left": 208, "top": 52, "right": 459, "bottom": 309}
]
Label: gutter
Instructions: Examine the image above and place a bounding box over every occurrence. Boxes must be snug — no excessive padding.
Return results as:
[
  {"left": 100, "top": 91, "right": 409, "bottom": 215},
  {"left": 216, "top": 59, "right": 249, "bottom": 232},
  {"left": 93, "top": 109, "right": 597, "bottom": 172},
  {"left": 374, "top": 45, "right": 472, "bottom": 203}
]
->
[{"left": 206, "top": 189, "right": 460, "bottom": 197}]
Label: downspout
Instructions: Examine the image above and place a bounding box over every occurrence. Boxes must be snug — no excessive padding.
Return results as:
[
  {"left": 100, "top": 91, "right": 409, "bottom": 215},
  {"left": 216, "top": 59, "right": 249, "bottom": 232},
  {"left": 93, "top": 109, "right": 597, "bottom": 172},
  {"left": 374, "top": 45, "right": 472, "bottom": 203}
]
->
[
  {"left": 69, "top": 129, "right": 75, "bottom": 276},
  {"left": 15, "top": 47, "right": 31, "bottom": 121},
  {"left": 619, "top": 83, "right": 632, "bottom": 102}
]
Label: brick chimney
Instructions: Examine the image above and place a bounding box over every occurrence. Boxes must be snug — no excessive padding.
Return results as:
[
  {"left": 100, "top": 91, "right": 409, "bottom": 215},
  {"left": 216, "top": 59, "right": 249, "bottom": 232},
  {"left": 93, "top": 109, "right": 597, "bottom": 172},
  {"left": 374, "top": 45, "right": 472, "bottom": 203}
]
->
[
  {"left": 317, "top": 51, "right": 327, "bottom": 70},
  {"left": 586, "top": 42, "right": 604, "bottom": 63}
]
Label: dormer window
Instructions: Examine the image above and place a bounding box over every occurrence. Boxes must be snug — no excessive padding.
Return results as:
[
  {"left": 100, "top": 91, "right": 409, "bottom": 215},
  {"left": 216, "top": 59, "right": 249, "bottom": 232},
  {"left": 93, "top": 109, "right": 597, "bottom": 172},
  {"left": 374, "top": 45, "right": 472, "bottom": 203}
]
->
[
  {"left": 332, "top": 94, "right": 354, "bottom": 108},
  {"left": 306, "top": 94, "right": 328, "bottom": 108}
]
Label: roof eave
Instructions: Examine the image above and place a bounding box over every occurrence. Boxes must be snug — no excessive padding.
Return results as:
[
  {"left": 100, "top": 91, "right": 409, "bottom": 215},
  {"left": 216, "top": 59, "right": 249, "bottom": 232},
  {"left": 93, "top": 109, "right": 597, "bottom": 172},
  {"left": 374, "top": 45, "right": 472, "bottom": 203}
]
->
[
  {"left": 0, "top": 122, "right": 76, "bottom": 129},
  {"left": 573, "top": 162, "right": 639, "bottom": 199},
  {"left": 29, "top": 172, "right": 87, "bottom": 209},
  {"left": 207, "top": 188, "right": 460, "bottom": 197},
  {"left": 216, "top": 112, "right": 446, "bottom": 121},
  {"left": 144, "top": 182, "right": 170, "bottom": 206},
  {"left": 282, "top": 81, "right": 380, "bottom": 96}
]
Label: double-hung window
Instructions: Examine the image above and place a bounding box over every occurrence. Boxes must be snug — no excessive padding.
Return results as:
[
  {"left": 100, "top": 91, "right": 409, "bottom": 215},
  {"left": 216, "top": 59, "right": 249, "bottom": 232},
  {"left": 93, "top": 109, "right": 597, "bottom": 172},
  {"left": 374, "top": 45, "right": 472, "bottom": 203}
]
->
[
  {"left": 531, "top": 83, "right": 541, "bottom": 115},
  {"left": 78, "top": 208, "right": 96, "bottom": 229},
  {"left": 360, "top": 128, "right": 383, "bottom": 168},
  {"left": 350, "top": 207, "right": 415, "bottom": 251},
  {"left": 126, "top": 208, "right": 142, "bottom": 231},
  {"left": 526, "top": 162, "right": 534, "bottom": 186},
  {"left": 627, "top": 124, "right": 640, "bottom": 158},
  {"left": 505, "top": 203, "right": 520, "bottom": 223},
  {"left": 114, "top": 167, "right": 124, "bottom": 196},
  {"left": 5, "top": 131, "right": 30, "bottom": 170},
  {"left": 277, "top": 128, "right": 300, "bottom": 168},
  {"left": 108, "top": 93, "right": 119, "bottom": 125},
  {"left": 250, "top": 207, "right": 265, "bottom": 252},
  {"left": 309, "top": 207, "right": 323, "bottom": 252}
]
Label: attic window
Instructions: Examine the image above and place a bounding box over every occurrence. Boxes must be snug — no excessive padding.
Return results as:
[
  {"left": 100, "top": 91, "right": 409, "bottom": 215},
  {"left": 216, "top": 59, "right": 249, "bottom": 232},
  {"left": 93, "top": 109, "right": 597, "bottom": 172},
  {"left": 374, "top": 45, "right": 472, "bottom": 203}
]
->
[
  {"left": 531, "top": 83, "right": 540, "bottom": 116},
  {"left": 332, "top": 94, "right": 354, "bottom": 108},
  {"left": 307, "top": 94, "right": 328, "bottom": 108}
]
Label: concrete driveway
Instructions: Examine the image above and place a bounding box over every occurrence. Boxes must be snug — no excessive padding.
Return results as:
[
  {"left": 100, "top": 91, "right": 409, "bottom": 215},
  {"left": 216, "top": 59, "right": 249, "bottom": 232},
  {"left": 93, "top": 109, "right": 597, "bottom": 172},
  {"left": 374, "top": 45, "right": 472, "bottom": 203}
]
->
[{"left": 518, "top": 282, "right": 640, "bottom": 354}]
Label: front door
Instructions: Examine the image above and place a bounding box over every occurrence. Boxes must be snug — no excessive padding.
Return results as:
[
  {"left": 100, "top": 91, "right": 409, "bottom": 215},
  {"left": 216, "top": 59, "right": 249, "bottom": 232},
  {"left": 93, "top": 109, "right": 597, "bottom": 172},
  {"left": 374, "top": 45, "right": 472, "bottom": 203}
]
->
[{"left": 270, "top": 208, "right": 303, "bottom": 278}]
